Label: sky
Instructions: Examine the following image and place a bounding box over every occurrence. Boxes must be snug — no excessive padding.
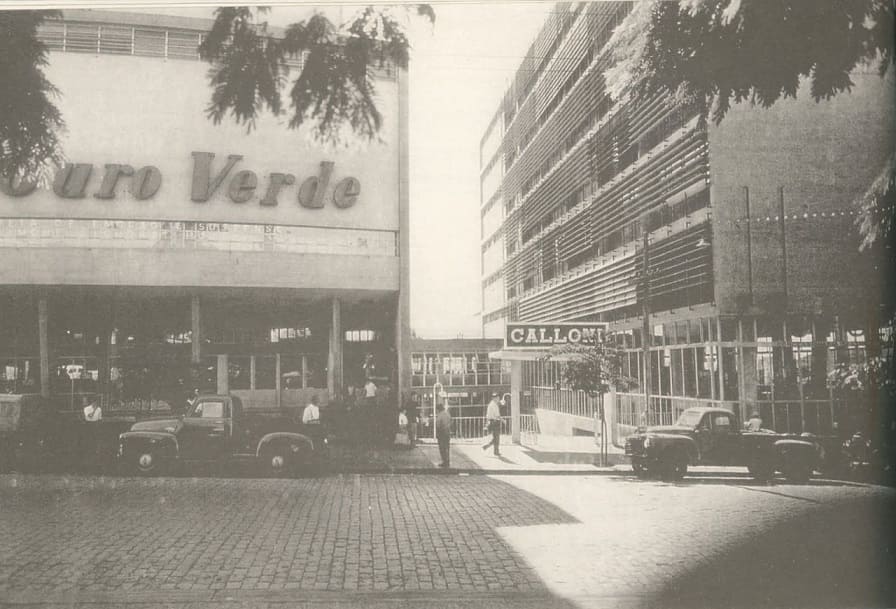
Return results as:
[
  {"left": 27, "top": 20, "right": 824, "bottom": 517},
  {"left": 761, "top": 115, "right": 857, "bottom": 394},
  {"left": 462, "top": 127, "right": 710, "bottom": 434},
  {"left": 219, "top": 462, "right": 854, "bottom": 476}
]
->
[{"left": 406, "top": 3, "right": 551, "bottom": 338}]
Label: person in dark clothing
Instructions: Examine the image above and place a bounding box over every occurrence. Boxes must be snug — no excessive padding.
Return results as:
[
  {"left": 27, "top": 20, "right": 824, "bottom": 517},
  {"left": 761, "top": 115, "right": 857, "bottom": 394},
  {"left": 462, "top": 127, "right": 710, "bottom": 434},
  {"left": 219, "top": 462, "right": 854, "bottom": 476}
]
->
[
  {"left": 436, "top": 402, "right": 451, "bottom": 468},
  {"left": 404, "top": 392, "right": 419, "bottom": 449}
]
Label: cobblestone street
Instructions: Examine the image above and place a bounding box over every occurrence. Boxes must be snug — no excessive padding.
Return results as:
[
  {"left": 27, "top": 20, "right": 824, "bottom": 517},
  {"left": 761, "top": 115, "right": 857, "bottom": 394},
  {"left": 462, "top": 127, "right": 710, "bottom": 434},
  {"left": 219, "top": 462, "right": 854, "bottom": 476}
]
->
[{"left": 1, "top": 473, "right": 893, "bottom": 608}]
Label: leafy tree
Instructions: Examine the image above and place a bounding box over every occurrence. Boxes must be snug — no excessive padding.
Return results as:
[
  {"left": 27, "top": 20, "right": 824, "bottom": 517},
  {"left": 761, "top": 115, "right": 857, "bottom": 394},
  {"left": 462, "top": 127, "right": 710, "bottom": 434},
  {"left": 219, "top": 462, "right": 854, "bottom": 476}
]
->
[
  {"left": 605, "top": 0, "right": 895, "bottom": 249},
  {"left": 545, "top": 337, "right": 637, "bottom": 464},
  {"left": 0, "top": 10, "right": 64, "bottom": 187},
  {"left": 199, "top": 5, "right": 433, "bottom": 144}
]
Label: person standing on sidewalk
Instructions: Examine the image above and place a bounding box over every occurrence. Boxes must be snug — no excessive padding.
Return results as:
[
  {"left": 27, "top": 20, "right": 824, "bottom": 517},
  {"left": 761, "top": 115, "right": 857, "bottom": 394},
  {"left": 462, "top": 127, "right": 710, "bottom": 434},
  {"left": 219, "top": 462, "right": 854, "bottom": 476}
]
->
[
  {"left": 404, "top": 392, "right": 419, "bottom": 449},
  {"left": 435, "top": 402, "right": 451, "bottom": 468},
  {"left": 482, "top": 393, "right": 502, "bottom": 456}
]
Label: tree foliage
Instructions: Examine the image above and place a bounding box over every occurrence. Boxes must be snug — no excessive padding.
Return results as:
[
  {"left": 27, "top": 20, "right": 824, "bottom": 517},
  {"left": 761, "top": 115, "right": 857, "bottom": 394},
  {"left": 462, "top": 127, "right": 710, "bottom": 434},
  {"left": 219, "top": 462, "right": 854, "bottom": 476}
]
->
[
  {"left": 546, "top": 338, "right": 637, "bottom": 399},
  {"left": 606, "top": 0, "right": 896, "bottom": 268},
  {"left": 0, "top": 10, "right": 64, "bottom": 184},
  {"left": 199, "top": 5, "right": 433, "bottom": 144},
  {"left": 606, "top": 0, "right": 894, "bottom": 125}
]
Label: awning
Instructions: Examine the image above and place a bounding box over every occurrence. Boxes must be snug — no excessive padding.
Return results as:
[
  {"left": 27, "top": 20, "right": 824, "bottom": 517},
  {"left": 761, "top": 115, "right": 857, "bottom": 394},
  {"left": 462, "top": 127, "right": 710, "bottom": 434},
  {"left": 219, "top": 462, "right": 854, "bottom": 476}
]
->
[{"left": 489, "top": 349, "right": 579, "bottom": 362}]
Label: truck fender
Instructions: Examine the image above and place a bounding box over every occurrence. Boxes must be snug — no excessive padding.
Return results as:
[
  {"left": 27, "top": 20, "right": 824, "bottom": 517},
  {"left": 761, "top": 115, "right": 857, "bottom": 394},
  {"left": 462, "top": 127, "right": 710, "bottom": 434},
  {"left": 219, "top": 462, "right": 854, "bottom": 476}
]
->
[
  {"left": 649, "top": 434, "right": 698, "bottom": 464},
  {"left": 774, "top": 439, "right": 817, "bottom": 465},
  {"left": 256, "top": 432, "right": 313, "bottom": 458},
  {"left": 118, "top": 431, "right": 179, "bottom": 457}
]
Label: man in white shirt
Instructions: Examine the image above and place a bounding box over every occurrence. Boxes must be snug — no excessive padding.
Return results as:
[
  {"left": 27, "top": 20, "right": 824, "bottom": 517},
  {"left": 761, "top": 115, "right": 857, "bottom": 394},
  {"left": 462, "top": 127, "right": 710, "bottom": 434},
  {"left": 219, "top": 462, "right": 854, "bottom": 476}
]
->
[
  {"left": 302, "top": 395, "right": 321, "bottom": 424},
  {"left": 481, "top": 393, "right": 502, "bottom": 456},
  {"left": 83, "top": 399, "right": 102, "bottom": 422}
]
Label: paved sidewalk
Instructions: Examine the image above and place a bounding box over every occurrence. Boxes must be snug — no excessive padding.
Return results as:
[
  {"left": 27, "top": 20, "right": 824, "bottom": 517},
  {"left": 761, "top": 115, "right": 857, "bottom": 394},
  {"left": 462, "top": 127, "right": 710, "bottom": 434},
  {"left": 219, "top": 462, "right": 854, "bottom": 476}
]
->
[{"left": 328, "top": 436, "right": 762, "bottom": 477}]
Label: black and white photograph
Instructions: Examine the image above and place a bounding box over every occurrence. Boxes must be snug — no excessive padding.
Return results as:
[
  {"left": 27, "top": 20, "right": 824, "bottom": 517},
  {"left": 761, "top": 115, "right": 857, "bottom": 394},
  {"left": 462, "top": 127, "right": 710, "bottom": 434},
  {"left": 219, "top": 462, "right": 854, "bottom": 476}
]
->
[{"left": 0, "top": 1, "right": 894, "bottom": 608}]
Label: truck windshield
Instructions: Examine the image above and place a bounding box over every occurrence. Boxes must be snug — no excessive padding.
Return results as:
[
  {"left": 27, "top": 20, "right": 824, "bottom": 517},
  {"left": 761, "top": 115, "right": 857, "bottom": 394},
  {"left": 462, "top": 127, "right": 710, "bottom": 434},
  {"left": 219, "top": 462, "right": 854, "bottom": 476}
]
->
[{"left": 675, "top": 410, "right": 704, "bottom": 427}]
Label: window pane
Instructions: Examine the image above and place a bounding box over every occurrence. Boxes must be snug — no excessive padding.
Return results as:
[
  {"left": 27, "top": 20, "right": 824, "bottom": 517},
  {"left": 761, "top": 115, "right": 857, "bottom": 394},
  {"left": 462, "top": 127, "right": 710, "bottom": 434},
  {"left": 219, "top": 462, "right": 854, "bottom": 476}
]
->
[
  {"left": 228, "top": 356, "right": 250, "bottom": 390},
  {"left": 720, "top": 319, "right": 738, "bottom": 342},
  {"left": 255, "top": 356, "right": 276, "bottom": 390},
  {"left": 281, "top": 355, "right": 303, "bottom": 389}
]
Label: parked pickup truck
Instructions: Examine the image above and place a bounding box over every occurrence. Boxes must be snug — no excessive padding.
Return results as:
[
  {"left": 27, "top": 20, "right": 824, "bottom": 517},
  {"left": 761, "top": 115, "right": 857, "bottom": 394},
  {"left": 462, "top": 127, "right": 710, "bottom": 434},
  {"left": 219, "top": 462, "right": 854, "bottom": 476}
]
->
[
  {"left": 1, "top": 393, "right": 135, "bottom": 473},
  {"left": 118, "top": 394, "right": 320, "bottom": 477},
  {"left": 624, "top": 407, "right": 822, "bottom": 482}
]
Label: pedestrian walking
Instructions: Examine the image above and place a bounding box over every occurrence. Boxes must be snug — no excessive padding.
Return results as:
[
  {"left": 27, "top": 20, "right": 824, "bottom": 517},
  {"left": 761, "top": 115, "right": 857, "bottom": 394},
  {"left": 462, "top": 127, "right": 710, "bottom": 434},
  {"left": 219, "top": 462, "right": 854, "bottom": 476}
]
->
[
  {"left": 482, "top": 393, "right": 502, "bottom": 456},
  {"left": 435, "top": 402, "right": 451, "bottom": 468}
]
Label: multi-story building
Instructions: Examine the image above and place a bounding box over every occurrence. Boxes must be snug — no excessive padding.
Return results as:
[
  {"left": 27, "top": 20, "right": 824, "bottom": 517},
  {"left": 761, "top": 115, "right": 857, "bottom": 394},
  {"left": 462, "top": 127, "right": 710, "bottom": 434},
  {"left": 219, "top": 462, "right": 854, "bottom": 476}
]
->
[
  {"left": 0, "top": 9, "right": 410, "bottom": 415},
  {"left": 480, "top": 2, "right": 894, "bottom": 443}
]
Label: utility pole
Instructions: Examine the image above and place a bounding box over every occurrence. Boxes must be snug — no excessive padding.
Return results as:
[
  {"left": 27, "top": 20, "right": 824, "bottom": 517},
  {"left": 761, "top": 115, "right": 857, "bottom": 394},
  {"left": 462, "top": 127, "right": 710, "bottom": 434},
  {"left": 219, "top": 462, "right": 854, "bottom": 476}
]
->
[{"left": 641, "top": 220, "right": 652, "bottom": 426}]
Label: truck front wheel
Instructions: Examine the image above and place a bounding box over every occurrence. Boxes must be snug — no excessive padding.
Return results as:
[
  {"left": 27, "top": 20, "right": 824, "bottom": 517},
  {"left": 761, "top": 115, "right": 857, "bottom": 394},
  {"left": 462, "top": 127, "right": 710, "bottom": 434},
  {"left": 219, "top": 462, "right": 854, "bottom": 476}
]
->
[
  {"left": 782, "top": 458, "right": 812, "bottom": 484},
  {"left": 747, "top": 456, "right": 776, "bottom": 481},
  {"left": 261, "top": 445, "right": 296, "bottom": 478},
  {"left": 661, "top": 451, "right": 688, "bottom": 481},
  {"left": 132, "top": 448, "right": 164, "bottom": 476}
]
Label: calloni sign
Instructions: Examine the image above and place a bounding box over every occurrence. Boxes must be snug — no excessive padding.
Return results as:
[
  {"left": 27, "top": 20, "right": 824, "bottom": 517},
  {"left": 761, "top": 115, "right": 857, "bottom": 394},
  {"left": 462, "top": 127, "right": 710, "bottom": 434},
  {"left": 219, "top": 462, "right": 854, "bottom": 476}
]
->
[{"left": 504, "top": 322, "right": 608, "bottom": 349}]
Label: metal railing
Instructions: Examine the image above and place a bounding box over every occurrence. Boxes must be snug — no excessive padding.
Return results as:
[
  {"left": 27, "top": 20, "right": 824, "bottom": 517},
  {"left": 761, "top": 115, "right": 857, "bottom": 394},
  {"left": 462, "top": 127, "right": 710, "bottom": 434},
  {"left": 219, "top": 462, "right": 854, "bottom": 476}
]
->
[
  {"left": 451, "top": 416, "right": 510, "bottom": 440},
  {"left": 531, "top": 386, "right": 598, "bottom": 419},
  {"left": 444, "top": 414, "right": 540, "bottom": 443},
  {"left": 613, "top": 392, "right": 840, "bottom": 442}
]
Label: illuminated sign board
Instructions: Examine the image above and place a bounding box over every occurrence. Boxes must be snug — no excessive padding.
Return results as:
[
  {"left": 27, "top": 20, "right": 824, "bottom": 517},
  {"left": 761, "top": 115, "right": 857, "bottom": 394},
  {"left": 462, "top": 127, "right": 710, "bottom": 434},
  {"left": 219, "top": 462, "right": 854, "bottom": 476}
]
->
[{"left": 504, "top": 322, "right": 608, "bottom": 349}]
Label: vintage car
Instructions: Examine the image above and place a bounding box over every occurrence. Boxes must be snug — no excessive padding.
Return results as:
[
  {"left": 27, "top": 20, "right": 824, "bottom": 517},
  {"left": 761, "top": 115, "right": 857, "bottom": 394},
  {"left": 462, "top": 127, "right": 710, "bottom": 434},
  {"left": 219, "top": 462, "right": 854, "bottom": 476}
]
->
[
  {"left": 0, "top": 393, "right": 134, "bottom": 473},
  {"left": 117, "top": 394, "right": 321, "bottom": 477},
  {"left": 624, "top": 406, "right": 821, "bottom": 482}
]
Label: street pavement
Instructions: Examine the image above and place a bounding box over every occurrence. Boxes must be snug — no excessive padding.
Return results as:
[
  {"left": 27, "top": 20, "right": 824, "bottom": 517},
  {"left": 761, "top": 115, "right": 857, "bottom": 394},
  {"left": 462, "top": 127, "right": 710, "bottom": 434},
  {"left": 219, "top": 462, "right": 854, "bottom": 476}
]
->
[{"left": 0, "top": 472, "right": 893, "bottom": 609}]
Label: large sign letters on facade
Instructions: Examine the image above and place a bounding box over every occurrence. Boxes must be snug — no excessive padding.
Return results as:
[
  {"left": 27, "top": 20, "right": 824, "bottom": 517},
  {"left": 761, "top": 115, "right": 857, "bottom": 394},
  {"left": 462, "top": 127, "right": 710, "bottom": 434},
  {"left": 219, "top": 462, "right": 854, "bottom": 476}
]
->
[
  {"left": 504, "top": 322, "right": 608, "bottom": 349},
  {"left": 1, "top": 152, "right": 361, "bottom": 210}
]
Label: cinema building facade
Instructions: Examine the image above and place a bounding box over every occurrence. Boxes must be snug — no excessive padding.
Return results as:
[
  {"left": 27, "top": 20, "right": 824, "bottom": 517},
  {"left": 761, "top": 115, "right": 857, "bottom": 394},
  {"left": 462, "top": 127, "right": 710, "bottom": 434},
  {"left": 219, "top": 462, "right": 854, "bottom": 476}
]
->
[
  {"left": 0, "top": 10, "right": 410, "bottom": 413},
  {"left": 481, "top": 2, "right": 894, "bottom": 443}
]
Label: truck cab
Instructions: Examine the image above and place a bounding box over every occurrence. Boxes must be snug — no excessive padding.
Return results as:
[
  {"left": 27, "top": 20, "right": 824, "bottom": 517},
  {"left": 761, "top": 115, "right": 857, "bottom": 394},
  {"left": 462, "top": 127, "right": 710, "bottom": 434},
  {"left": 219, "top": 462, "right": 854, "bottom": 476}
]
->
[
  {"left": 625, "top": 406, "right": 820, "bottom": 482},
  {"left": 118, "top": 394, "right": 317, "bottom": 477}
]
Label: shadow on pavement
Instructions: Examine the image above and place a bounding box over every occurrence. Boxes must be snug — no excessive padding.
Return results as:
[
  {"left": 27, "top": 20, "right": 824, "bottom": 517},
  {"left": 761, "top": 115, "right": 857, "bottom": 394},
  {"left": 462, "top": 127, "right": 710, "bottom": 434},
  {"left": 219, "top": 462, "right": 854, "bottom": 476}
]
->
[
  {"left": 0, "top": 473, "right": 584, "bottom": 608},
  {"left": 639, "top": 494, "right": 896, "bottom": 609}
]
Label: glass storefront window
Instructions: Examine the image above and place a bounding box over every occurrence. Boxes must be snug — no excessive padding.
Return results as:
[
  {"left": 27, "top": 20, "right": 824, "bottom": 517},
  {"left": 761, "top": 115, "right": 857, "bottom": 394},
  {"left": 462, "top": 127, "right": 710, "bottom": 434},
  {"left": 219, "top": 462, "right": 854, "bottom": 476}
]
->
[
  {"left": 670, "top": 349, "right": 684, "bottom": 396},
  {"left": 255, "top": 356, "right": 276, "bottom": 390},
  {"left": 675, "top": 321, "right": 688, "bottom": 345},
  {"left": 758, "top": 319, "right": 783, "bottom": 342},
  {"left": 720, "top": 319, "right": 738, "bottom": 342},
  {"left": 741, "top": 318, "right": 755, "bottom": 342},
  {"left": 228, "top": 356, "right": 251, "bottom": 390},
  {"left": 281, "top": 355, "right": 304, "bottom": 389},
  {"left": 688, "top": 320, "right": 701, "bottom": 344},
  {"left": 683, "top": 348, "right": 698, "bottom": 397},
  {"left": 663, "top": 323, "right": 675, "bottom": 345},
  {"left": 0, "top": 358, "right": 40, "bottom": 394},
  {"left": 721, "top": 347, "right": 739, "bottom": 400},
  {"left": 305, "top": 355, "right": 326, "bottom": 388}
]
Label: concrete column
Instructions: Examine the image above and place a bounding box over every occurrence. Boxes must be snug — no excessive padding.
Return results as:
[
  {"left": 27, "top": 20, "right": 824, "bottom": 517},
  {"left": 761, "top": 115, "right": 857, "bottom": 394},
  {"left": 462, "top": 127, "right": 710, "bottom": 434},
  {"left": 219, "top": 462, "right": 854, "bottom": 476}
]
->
[
  {"left": 191, "top": 295, "right": 201, "bottom": 364},
  {"left": 38, "top": 295, "right": 50, "bottom": 399},
  {"left": 275, "top": 353, "right": 282, "bottom": 410},
  {"left": 511, "top": 360, "right": 522, "bottom": 444},
  {"left": 396, "top": 64, "right": 412, "bottom": 399},
  {"left": 327, "top": 298, "right": 342, "bottom": 399},
  {"left": 216, "top": 354, "right": 228, "bottom": 395}
]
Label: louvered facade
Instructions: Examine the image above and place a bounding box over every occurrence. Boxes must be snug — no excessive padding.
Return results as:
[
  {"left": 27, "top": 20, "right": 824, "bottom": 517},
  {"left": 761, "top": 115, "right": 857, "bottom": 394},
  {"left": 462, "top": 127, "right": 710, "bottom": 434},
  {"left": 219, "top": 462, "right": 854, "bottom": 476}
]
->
[
  {"left": 481, "top": 2, "right": 893, "bottom": 445},
  {"left": 480, "top": 2, "right": 712, "bottom": 336}
]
